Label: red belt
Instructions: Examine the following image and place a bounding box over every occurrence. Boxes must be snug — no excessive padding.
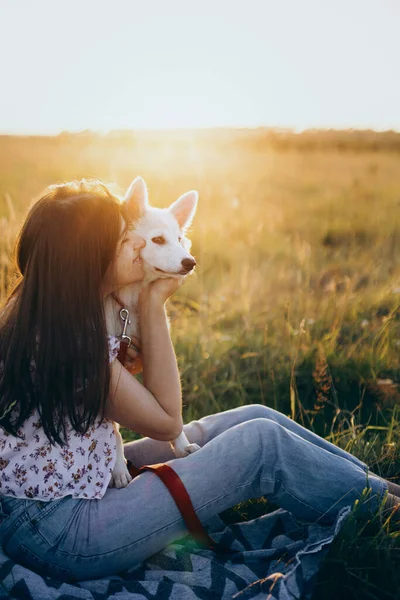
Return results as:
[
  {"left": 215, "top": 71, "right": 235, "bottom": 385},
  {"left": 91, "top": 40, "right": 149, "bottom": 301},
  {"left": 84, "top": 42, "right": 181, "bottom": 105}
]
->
[{"left": 126, "top": 460, "right": 238, "bottom": 554}]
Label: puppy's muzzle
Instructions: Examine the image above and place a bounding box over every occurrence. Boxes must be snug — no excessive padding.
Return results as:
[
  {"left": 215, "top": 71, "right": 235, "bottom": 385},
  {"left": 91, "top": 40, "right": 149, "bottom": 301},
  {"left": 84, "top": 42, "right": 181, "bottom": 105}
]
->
[{"left": 181, "top": 258, "right": 196, "bottom": 273}]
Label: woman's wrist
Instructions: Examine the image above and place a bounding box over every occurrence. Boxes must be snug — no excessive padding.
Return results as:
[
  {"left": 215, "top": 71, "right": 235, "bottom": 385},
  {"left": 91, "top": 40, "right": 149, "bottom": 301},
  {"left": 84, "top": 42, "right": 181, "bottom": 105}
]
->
[{"left": 139, "top": 288, "right": 166, "bottom": 314}]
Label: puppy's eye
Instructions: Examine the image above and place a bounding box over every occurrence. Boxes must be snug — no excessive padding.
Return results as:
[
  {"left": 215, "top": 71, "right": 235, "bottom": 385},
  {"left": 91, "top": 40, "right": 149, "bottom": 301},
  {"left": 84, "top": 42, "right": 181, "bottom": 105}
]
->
[
  {"left": 152, "top": 236, "right": 166, "bottom": 245},
  {"left": 178, "top": 236, "right": 182, "bottom": 242}
]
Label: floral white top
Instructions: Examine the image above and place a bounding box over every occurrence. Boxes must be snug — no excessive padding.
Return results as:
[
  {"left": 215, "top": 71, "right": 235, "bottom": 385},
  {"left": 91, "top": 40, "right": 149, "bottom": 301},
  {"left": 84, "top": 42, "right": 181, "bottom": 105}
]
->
[{"left": 0, "top": 335, "right": 120, "bottom": 501}]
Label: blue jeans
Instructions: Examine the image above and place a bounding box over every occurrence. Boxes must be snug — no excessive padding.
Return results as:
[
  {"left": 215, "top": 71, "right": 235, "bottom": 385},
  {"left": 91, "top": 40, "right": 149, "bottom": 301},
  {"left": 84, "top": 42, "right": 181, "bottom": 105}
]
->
[{"left": 0, "top": 404, "right": 387, "bottom": 582}]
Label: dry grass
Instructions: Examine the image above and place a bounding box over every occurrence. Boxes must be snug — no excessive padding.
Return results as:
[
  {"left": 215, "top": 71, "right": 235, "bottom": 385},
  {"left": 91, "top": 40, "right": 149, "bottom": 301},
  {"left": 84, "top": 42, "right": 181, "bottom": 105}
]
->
[{"left": 1, "top": 131, "right": 400, "bottom": 598}]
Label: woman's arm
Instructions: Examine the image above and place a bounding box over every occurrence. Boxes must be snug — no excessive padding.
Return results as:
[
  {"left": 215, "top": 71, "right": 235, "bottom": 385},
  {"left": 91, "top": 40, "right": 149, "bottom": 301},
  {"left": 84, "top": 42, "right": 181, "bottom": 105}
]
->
[
  {"left": 104, "top": 278, "right": 184, "bottom": 440},
  {"left": 138, "top": 284, "right": 182, "bottom": 423},
  {"left": 106, "top": 361, "right": 183, "bottom": 440}
]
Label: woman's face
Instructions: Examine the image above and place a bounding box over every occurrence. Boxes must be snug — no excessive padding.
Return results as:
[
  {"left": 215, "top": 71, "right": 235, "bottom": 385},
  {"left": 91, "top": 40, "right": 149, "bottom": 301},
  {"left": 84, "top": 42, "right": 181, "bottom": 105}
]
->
[{"left": 102, "top": 219, "right": 146, "bottom": 295}]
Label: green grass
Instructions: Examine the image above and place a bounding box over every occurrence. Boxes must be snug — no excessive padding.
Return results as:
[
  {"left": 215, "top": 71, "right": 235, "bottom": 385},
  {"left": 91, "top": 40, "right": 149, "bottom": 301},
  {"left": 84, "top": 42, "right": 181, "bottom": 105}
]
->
[{"left": 1, "top": 131, "right": 400, "bottom": 598}]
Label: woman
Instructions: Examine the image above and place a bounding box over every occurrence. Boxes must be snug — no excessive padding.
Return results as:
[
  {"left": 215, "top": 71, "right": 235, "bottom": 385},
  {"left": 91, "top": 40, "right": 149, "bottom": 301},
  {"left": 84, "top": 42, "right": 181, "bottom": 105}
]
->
[{"left": 0, "top": 179, "right": 398, "bottom": 583}]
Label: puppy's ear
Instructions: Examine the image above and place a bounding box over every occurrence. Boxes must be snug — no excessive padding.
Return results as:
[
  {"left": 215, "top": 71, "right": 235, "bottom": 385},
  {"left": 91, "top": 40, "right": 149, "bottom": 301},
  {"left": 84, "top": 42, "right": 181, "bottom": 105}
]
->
[
  {"left": 168, "top": 191, "right": 198, "bottom": 230},
  {"left": 123, "top": 176, "right": 148, "bottom": 219}
]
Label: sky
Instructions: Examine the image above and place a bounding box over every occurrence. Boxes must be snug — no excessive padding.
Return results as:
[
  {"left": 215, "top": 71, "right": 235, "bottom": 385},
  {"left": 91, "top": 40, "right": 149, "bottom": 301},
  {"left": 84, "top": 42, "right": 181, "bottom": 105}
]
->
[{"left": 0, "top": 0, "right": 399, "bottom": 134}]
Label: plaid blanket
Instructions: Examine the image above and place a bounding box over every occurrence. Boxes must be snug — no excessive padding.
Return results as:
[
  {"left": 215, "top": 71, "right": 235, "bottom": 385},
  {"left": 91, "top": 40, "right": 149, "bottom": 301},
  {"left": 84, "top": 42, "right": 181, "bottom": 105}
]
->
[{"left": 0, "top": 506, "right": 350, "bottom": 600}]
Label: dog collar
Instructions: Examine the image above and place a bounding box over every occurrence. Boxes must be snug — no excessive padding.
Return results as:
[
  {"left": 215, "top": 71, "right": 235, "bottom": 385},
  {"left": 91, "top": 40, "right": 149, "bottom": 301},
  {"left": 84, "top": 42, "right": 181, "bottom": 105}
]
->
[{"left": 111, "top": 292, "right": 125, "bottom": 311}]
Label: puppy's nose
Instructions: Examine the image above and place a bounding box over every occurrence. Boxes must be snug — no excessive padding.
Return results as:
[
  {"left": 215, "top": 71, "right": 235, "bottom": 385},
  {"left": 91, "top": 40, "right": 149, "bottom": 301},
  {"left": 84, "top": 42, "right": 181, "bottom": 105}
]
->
[{"left": 181, "top": 258, "right": 196, "bottom": 272}]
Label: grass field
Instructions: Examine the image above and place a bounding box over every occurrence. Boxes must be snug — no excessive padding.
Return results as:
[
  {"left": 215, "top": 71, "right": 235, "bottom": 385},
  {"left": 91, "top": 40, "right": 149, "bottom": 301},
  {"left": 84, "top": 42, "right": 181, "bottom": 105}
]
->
[{"left": 1, "top": 131, "right": 400, "bottom": 598}]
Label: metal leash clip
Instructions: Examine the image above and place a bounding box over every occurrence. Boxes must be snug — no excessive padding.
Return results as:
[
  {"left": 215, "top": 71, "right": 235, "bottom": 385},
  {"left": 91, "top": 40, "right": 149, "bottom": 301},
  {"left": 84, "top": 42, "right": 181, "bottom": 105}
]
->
[{"left": 119, "top": 308, "right": 132, "bottom": 347}]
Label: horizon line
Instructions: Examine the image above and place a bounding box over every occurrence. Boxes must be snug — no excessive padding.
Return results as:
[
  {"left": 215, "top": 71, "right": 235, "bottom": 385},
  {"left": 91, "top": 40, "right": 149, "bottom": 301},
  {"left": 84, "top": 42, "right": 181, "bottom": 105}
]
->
[{"left": 1, "top": 125, "right": 400, "bottom": 137}]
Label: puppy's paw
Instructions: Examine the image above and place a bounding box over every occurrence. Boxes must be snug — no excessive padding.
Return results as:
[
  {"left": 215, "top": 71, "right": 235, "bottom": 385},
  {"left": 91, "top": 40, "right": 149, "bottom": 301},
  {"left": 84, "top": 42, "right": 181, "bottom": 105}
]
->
[
  {"left": 173, "top": 446, "right": 189, "bottom": 458},
  {"left": 109, "top": 463, "right": 132, "bottom": 489},
  {"left": 183, "top": 443, "right": 201, "bottom": 456}
]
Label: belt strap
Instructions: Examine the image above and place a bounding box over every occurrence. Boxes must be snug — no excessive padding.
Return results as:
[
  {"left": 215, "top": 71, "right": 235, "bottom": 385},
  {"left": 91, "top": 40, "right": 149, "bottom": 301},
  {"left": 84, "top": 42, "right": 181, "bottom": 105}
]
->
[{"left": 127, "top": 460, "right": 238, "bottom": 554}]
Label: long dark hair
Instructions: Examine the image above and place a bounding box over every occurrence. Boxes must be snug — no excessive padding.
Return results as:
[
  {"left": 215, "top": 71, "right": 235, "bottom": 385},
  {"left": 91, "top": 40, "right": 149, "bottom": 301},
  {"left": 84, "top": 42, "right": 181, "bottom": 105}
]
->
[{"left": 0, "top": 179, "right": 128, "bottom": 445}]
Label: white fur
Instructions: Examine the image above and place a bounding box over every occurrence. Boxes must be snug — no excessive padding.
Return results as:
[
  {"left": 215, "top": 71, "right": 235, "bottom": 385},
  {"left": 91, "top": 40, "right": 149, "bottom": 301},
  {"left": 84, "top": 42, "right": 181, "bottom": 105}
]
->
[{"left": 107, "top": 177, "right": 200, "bottom": 489}]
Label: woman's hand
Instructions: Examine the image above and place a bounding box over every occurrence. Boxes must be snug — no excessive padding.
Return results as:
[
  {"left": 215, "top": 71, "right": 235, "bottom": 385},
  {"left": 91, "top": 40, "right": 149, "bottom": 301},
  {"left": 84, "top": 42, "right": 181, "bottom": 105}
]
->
[{"left": 141, "top": 276, "right": 185, "bottom": 307}]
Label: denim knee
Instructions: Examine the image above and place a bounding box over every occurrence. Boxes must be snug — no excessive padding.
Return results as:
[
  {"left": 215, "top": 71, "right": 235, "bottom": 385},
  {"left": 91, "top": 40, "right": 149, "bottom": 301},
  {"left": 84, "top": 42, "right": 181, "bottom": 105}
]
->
[
  {"left": 241, "top": 415, "right": 280, "bottom": 438},
  {"left": 242, "top": 403, "right": 273, "bottom": 421},
  {"left": 238, "top": 417, "right": 281, "bottom": 465}
]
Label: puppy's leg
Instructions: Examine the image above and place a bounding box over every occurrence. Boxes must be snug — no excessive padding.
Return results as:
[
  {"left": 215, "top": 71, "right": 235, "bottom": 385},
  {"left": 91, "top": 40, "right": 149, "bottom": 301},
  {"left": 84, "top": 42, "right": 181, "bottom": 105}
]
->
[
  {"left": 170, "top": 430, "right": 201, "bottom": 458},
  {"left": 109, "top": 422, "right": 133, "bottom": 488}
]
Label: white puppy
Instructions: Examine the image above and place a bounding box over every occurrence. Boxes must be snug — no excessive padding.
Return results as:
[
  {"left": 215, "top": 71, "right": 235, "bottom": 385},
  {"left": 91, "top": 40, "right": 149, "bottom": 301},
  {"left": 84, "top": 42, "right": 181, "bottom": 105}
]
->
[{"left": 106, "top": 177, "right": 201, "bottom": 488}]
